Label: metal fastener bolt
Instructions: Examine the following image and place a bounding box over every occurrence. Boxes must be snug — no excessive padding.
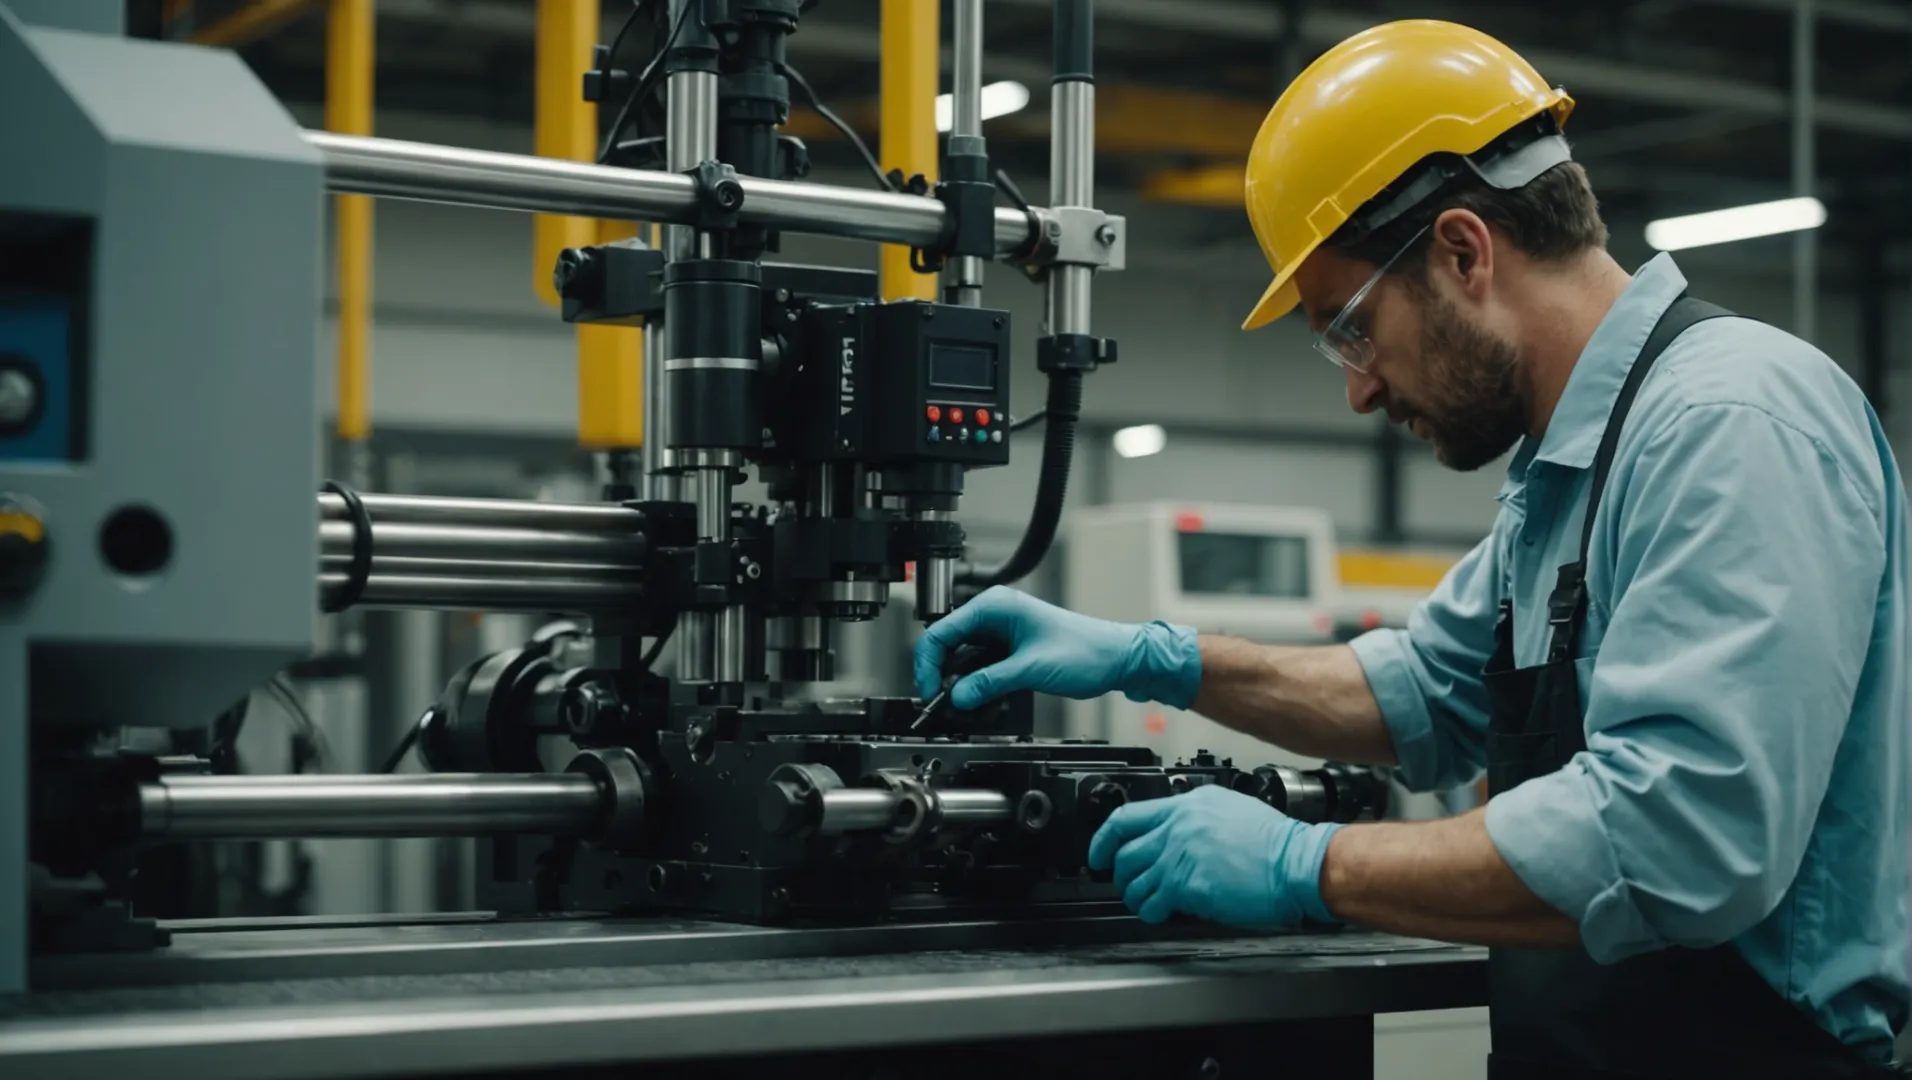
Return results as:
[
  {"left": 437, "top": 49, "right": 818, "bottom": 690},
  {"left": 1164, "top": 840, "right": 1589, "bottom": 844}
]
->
[
  {"left": 0, "top": 368, "right": 38, "bottom": 429},
  {"left": 775, "top": 288, "right": 792, "bottom": 302},
  {"left": 1096, "top": 224, "right": 1118, "bottom": 246}
]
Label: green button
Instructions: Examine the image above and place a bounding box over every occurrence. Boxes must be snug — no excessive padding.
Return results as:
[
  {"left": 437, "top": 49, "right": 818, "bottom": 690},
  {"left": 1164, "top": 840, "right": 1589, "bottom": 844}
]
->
[{"left": 974, "top": 429, "right": 988, "bottom": 444}]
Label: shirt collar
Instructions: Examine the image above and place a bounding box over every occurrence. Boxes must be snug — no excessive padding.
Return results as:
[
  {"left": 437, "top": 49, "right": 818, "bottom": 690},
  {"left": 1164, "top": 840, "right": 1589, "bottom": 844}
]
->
[{"left": 1501, "top": 252, "right": 1688, "bottom": 492}]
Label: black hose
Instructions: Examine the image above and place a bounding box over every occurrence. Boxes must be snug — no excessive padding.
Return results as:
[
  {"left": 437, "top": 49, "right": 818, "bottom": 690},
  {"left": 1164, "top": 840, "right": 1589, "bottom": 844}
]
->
[{"left": 958, "top": 371, "right": 1083, "bottom": 589}]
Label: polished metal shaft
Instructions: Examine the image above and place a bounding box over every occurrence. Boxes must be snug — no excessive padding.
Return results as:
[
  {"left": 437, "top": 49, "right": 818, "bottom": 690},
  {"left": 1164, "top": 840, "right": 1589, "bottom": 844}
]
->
[
  {"left": 946, "top": 0, "right": 987, "bottom": 308},
  {"left": 318, "top": 493, "right": 639, "bottom": 533},
  {"left": 1048, "top": 78, "right": 1097, "bottom": 337},
  {"left": 309, "top": 132, "right": 1038, "bottom": 253},
  {"left": 814, "top": 787, "right": 1012, "bottom": 835},
  {"left": 138, "top": 773, "right": 605, "bottom": 840},
  {"left": 318, "top": 571, "right": 642, "bottom": 613},
  {"left": 319, "top": 521, "right": 644, "bottom": 565}
]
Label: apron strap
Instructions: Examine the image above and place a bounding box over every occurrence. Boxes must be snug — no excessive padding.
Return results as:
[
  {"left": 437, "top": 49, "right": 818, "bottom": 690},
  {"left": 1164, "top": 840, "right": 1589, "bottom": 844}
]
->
[{"left": 1543, "top": 294, "right": 1739, "bottom": 664}]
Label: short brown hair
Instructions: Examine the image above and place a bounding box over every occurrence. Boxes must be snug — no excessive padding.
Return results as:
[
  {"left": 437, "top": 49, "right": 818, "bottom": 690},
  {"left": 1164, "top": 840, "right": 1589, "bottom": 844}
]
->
[{"left": 1326, "top": 160, "right": 1608, "bottom": 277}]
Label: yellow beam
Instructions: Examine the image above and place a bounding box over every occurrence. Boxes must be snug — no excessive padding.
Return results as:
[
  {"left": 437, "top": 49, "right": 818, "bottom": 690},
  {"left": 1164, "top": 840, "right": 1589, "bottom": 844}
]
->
[
  {"left": 533, "top": 0, "right": 601, "bottom": 309},
  {"left": 879, "top": 0, "right": 938, "bottom": 301},
  {"left": 326, "top": 0, "right": 374, "bottom": 443},
  {"left": 1093, "top": 84, "right": 1266, "bottom": 158},
  {"left": 1337, "top": 550, "right": 1459, "bottom": 592},
  {"left": 577, "top": 221, "right": 647, "bottom": 450},
  {"left": 538, "top": 1, "right": 646, "bottom": 449},
  {"left": 189, "top": 0, "right": 321, "bottom": 48},
  {"left": 1140, "top": 163, "right": 1246, "bottom": 210}
]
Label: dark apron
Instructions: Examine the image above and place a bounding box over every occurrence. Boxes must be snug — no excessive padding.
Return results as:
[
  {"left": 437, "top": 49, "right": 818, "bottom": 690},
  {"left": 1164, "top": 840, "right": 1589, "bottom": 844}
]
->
[{"left": 1481, "top": 295, "right": 1898, "bottom": 1080}]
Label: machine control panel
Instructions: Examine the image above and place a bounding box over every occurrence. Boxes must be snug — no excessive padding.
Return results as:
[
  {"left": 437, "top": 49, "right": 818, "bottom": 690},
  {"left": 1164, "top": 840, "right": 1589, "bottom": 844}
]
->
[{"left": 778, "top": 299, "right": 1012, "bottom": 468}]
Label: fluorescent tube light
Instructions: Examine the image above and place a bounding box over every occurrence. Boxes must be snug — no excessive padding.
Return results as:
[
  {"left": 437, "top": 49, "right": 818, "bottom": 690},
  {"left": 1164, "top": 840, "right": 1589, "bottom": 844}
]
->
[
  {"left": 1644, "top": 196, "right": 1826, "bottom": 251},
  {"left": 1112, "top": 424, "right": 1167, "bottom": 459},
  {"left": 934, "top": 81, "right": 1032, "bottom": 133}
]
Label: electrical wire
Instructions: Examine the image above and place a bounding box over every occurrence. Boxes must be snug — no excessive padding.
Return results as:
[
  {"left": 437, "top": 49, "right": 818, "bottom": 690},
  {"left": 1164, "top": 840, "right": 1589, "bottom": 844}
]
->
[
  {"left": 379, "top": 706, "right": 438, "bottom": 774},
  {"left": 778, "top": 62, "right": 895, "bottom": 193},
  {"left": 1009, "top": 410, "right": 1048, "bottom": 433},
  {"left": 266, "top": 676, "right": 332, "bottom": 773},
  {"left": 598, "top": 0, "right": 694, "bottom": 164}
]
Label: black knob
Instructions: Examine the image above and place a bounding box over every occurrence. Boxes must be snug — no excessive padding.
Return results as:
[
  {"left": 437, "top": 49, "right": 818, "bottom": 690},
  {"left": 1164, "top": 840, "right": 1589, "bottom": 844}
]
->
[{"left": 553, "top": 247, "right": 602, "bottom": 300}]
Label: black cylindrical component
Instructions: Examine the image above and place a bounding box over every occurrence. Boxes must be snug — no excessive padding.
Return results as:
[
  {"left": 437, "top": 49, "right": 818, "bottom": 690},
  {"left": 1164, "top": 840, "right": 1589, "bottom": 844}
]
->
[
  {"left": 958, "top": 372, "right": 1082, "bottom": 588},
  {"left": 665, "top": 259, "right": 763, "bottom": 451},
  {"left": 1053, "top": 0, "right": 1094, "bottom": 83}
]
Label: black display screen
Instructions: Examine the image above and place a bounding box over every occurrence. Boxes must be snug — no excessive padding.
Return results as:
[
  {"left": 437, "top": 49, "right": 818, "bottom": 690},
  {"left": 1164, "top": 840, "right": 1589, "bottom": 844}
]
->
[
  {"left": 928, "top": 343, "right": 995, "bottom": 391},
  {"left": 1178, "top": 532, "right": 1312, "bottom": 599}
]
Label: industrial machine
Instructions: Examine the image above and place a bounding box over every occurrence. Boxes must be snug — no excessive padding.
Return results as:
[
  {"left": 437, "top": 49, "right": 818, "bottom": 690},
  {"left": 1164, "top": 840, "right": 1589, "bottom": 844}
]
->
[{"left": 0, "top": 2, "right": 1485, "bottom": 1076}]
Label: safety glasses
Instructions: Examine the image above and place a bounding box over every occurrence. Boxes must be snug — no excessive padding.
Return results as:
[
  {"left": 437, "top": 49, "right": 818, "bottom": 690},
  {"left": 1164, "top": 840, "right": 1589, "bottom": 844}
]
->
[{"left": 1313, "top": 223, "right": 1430, "bottom": 373}]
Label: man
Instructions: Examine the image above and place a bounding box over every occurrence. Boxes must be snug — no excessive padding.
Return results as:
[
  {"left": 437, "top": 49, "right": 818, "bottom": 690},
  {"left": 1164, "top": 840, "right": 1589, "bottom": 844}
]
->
[{"left": 915, "top": 19, "right": 1909, "bottom": 1079}]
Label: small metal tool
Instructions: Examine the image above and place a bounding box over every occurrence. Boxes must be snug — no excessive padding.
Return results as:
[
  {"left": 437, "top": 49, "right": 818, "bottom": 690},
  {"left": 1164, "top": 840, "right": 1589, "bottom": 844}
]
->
[{"left": 911, "top": 641, "right": 1011, "bottom": 729}]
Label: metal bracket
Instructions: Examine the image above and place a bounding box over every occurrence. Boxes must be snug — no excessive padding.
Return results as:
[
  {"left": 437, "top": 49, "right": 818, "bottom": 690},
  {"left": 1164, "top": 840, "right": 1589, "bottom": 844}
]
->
[{"left": 1018, "top": 207, "right": 1126, "bottom": 272}]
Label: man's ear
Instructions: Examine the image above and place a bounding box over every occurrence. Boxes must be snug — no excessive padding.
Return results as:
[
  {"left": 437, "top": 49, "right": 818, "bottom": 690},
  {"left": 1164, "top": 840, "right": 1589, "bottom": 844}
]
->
[{"left": 1430, "top": 208, "right": 1494, "bottom": 301}]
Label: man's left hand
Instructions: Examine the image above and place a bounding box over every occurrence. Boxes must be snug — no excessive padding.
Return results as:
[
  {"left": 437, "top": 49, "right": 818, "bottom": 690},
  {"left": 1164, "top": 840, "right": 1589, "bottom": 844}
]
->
[{"left": 1087, "top": 784, "right": 1343, "bottom": 929}]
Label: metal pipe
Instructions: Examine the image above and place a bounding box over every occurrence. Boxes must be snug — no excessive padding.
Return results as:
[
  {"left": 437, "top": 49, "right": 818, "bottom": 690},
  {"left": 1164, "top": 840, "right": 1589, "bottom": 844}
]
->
[
  {"left": 309, "top": 133, "right": 1038, "bottom": 254},
  {"left": 318, "top": 572, "right": 642, "bottom": 613},
  {"left": 319, "top": 520, "right": 645, "bottom": 564},
  {"left": 138, "top": 773, "right": 604, "bottom": 840},
  {"left": 944, "top": 0, "right": 987, "bottom": 308},
  {"left": 714, "top": 604, "right": 749, "bottom": 683},
  {"left": 817, "top": 789, "right": 901, "bottom": 834},
  {"left": 319, "top": 555, "right": 640, "bottom": 582},
  {"left": 678, "top": 611, "right": 715, "bottom": 682},
  {"left": 1793, "top": 0, "right": 1817, "bottom": 342},
  {"left": 694, "top": 467, "right": 731, "bottom": 542},
  {"left": 318, "top": 492, "right": 639, "bottom": 532},
  {"left": 1048, "top": 75, "right": 1096, "bottom": 337},
  {"left": 642, "top": 320, "right": 679, "bottom": 499},
  {"left": 916, "top": 555, "right": 955, "bottom": 622},
  {"left": 952, "top": 0, "right": 984, "bottom": 136},
  {"left": 936, "top": 788, "right": 1015, "bottom": 826}
]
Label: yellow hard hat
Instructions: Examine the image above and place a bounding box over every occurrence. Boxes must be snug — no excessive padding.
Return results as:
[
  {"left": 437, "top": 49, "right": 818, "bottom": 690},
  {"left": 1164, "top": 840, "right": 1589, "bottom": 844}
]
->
[{"left": 1241, "top": 20, "right": 1575, "bottom": 330}]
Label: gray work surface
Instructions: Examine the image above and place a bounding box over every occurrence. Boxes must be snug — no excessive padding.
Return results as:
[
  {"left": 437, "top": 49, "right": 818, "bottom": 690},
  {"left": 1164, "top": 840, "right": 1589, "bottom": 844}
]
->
[{"left": 0, "top": 914, "right": 1487, "bottom": 1079}]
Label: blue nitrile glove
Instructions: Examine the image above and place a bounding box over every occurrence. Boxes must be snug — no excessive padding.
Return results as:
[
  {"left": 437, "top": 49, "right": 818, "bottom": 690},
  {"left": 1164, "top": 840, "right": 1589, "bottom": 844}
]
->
[
  {"left": 914, "top": 586, "right": 1200, "bottom": 711},
  {"left": 1086, "top": 784, "right": 1343, "bottom": 929}
]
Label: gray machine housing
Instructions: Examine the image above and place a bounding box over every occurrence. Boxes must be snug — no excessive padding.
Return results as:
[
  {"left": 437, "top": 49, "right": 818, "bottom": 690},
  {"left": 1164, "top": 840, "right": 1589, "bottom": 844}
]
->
[{"left": 0, "top": 2, "right": 322, "bottom": 991}]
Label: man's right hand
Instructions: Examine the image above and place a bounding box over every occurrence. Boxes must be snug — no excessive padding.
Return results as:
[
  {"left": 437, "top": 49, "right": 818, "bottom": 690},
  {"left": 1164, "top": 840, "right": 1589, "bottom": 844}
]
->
[{"left": 912, "top": 586, "right": 1201, "bottom": 711}]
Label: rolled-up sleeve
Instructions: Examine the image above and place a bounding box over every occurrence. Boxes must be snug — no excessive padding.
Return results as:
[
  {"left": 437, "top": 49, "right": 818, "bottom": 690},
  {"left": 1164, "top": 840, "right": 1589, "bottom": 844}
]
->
[
  {"left": 1350, "top": 532, "right": 1501, "bottom": 792},
  {"left": 1485, "top": 403, "right": 1885, "bottom": 963}
]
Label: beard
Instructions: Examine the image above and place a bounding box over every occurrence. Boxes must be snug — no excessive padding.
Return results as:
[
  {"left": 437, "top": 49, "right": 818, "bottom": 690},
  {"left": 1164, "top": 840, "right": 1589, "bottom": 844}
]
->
[{"left": 1399, "top": 291, "right": 1527, "bottom": 472}]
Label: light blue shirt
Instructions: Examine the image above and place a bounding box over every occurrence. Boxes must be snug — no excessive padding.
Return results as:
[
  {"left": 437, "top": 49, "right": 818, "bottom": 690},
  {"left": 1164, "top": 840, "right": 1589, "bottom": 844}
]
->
[{"left": 1350, "top": 254, "right": 1910, "bottom": 1059}]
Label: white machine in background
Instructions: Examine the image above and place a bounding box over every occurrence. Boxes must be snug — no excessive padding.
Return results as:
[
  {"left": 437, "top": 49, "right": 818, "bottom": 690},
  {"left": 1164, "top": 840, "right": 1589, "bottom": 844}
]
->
[{"left": 1065, "top": 501, "right": 1340, "bottom": 773}]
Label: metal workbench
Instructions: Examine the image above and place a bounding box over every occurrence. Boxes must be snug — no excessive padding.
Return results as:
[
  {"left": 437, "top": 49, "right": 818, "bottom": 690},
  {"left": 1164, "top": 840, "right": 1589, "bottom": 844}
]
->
[{"left": 0, "top": 914, "right": 1486, "bottom": 1079}]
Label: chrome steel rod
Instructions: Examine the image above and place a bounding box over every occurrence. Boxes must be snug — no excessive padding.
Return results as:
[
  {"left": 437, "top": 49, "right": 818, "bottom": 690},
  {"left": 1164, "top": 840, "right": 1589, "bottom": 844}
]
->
[
  {"left": 818, "top": 789, "right": 903, "bottom": 834},
  {"left": 319, "top": 492, "right": 640, "bottom": 532},
  {"left": 319, "top": 555, "right": 640, "bottom": 582},
  {"left": 945, "top": 0, "right": 988, "bottom": 308},
  {"left": 1048, "top": 76, "right": 1097, "bottom": 337},
  {"left": 952, "top": 0, "right": 984, "bottom": 138},
  {"left": 138, "top": 773, "right": 605, "bottom": 840},
  {"left": 319, "top": 572, "right": 642, "bottom": 613},
  {"left": 310, "top": 132, "right": 1037, "bottom": 254},
  {"left": 936, "top": 788, "right": 1015, "bottom": 826},
  {"left": 320, "top": 521, "right": 645, "bottom": 564}
]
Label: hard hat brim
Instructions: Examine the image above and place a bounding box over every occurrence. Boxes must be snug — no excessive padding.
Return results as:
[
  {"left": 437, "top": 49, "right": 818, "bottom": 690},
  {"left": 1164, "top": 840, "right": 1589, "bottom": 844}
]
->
[{"left": 1242, "top": 272, "right": 1302, "bottom": 331}]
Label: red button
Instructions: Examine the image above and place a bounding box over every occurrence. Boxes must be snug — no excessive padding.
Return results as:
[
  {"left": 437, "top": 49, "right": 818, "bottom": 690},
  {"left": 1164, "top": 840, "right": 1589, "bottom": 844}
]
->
[
  {"left": 976, "top": 409, "right": 991, "bottom": 426},
  {"left": 926, "top": 406, "right": 941, "bottom": 423},
  {"left": 949, "top": 408, "right": 964, "bottom": 424}
]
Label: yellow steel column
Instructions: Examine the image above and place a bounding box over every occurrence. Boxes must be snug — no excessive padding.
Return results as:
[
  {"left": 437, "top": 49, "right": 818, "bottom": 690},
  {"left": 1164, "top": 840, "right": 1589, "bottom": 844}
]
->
[
  {"left": 578, "top": 221, "right": 647, "bottom": 449},
  {"left": 533, "top": 0, "right": 600, "bottom": 308},
  {"left": 327, "top": 0, "right": 374, "bottom": 444},
  {"left": 537, "top": 0, "right": 645, "bottom": 450},
  {"left": 880, "top": 0, "right": 938, "bottom": 301}
]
